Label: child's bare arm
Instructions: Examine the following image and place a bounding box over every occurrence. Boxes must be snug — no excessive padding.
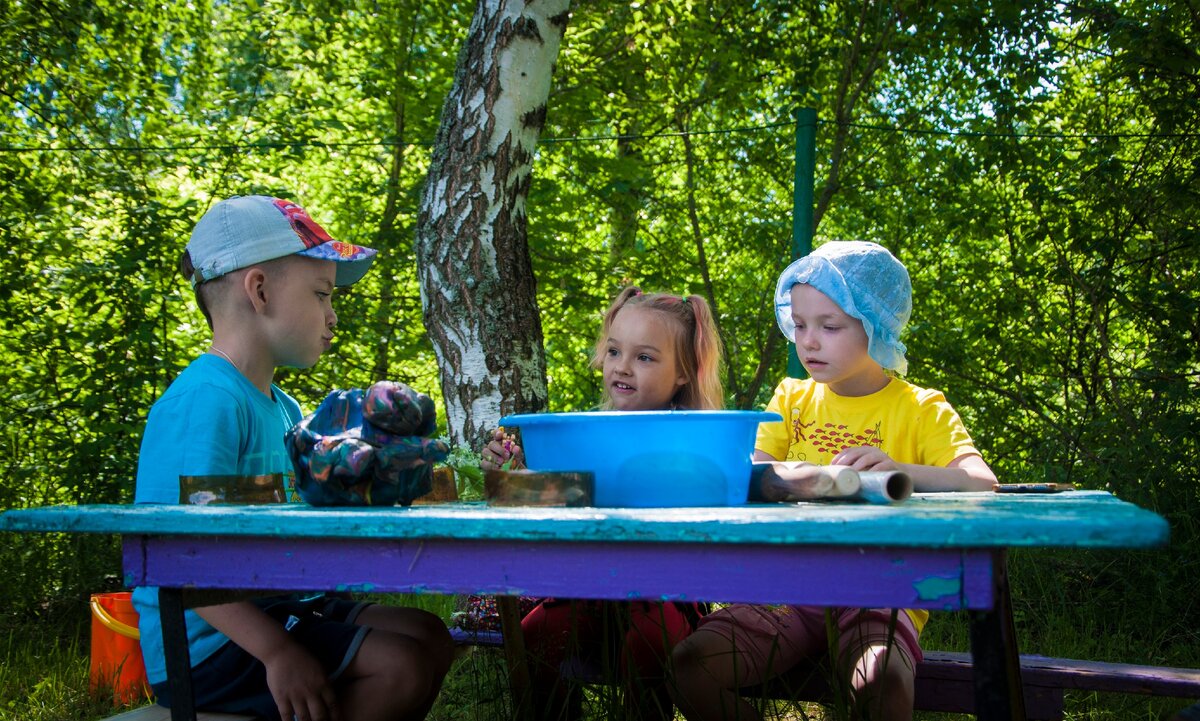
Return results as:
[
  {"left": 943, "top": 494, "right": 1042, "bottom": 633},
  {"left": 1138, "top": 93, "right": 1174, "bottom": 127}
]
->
[
  {"left": 938, "top": 453, "right": 998, "bottom": 490},
  {"left": 195, "top": 601, "right": 340, "bottom": 721},
  {"left": 833, "top": 446, "right": 996, "bottom": 492},
  {"left": 752, "top": 449, "right": 779, "bottom": 463}
]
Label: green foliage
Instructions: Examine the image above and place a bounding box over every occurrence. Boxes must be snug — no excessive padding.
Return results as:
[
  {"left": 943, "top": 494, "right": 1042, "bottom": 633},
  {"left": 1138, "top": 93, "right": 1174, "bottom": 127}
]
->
[
  {"left": 0, "top": 1, "right": 1198, "bottom": 718},
  {"left": 443, "top": 445, "right": 486, "bottom": 501}
]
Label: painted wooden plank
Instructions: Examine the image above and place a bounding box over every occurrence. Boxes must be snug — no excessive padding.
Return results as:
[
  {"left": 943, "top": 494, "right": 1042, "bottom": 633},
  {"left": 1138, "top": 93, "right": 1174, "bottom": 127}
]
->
[
  {"left": 484, "top": 469, "right": 595, "bottom": 506},
  {"left": 915, "top": 651, "right": 1200, "bottom": 700},
  {"left": 913, "top": 652, "right": 1066, "bottom": 719},
  {"left": 100, "top": 705, "right": 255, "bottom": 721},
  {"left": 1017, "top": 655, "right": 1200, "bottom": 696},
  {"left": 450, "top": 627, "right": 504, "bottom": 646},
  {"left": 0, "top": 491, "right": 1169, "bottom": 549},
  {"left": 911, "top": 651, "right": 1069, "bottom": 720},
  {"left": 123, "top": 536, "right": 996, "bottom": 609}
]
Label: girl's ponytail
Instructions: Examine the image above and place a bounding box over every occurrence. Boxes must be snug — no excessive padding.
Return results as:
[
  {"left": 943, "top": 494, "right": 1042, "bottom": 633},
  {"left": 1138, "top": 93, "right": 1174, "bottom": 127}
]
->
[{"left": 684, "top": 294, "right": 724, "bottom": 410}]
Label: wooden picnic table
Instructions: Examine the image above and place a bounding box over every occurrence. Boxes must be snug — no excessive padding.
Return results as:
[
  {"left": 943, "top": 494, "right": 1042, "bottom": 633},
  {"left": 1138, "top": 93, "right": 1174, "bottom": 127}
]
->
[{"left": 0, "top": 490, "right": 1169, "bottom": 721}]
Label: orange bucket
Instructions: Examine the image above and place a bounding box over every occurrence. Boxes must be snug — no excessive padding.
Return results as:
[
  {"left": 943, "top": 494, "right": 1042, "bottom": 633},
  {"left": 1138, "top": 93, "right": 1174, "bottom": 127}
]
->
[{"left": 89, "top": 591, "right": 151, "bottom": 704}]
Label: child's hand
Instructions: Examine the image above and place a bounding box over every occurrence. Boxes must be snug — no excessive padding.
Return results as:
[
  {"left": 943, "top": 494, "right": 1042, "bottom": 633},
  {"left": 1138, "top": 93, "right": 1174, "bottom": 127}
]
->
[
  {"left": 263, "top": 641, "right": 340, "bottom": 721},
  {"left": 481, "top": 428, "right": 524, "bottom": 471},
  {"left": 831, "top": 446, "right": 900, "bottom": 472}
]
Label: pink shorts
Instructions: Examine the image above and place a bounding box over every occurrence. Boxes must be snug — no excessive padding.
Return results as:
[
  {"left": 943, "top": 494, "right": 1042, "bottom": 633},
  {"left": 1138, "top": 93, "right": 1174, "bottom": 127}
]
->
[{"left": 695, "top": 604, "right": 923, "bottom": 685}]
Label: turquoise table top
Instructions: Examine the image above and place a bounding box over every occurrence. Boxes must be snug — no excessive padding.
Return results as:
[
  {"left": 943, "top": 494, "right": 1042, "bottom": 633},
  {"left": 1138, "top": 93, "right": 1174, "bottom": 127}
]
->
[{"left": 0, "top": 490, "right": 1168, "bottom": 549}]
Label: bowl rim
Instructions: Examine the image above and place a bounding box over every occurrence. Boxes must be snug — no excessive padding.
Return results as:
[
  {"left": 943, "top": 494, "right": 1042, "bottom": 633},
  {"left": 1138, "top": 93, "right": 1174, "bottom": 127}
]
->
[{"left": 500, "top": 410, "right": 782, "bottom": 425}]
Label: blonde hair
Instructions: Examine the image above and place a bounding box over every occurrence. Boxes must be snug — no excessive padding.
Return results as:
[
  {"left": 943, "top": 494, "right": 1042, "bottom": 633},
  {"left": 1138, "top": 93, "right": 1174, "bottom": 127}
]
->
[{"left": 591, "top": 287, "right": 725, "bottom": 410}]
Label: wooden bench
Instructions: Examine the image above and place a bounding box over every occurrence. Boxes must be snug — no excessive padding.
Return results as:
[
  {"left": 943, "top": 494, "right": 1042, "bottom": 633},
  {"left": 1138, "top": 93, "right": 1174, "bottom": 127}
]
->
[
  {"left": 450, "top": 628, "right": 1200, "bottom": 720},
  {"left": 674, "top": 650, "right": 1200, "bottom": 719},
  {"left": 101, "top": 707, "right": 256, "bottom": 721},
  {"left": 97, "top": 631, "right": 1200, "bottom": 721},
  {"left": 817, "top": 651, "right": 1200, "bottom": 720}
]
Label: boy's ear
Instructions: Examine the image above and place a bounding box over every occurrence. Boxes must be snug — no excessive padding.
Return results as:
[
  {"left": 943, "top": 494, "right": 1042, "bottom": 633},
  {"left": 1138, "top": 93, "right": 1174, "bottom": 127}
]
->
[{"left": 243, "top": 267, "right": 270, "bottom": 313}]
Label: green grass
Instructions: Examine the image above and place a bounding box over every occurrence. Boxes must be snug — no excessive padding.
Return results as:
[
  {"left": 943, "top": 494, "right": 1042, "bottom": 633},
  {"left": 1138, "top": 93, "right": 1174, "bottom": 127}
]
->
[{"left": 0, "top": 615, "right": 121, "bottom": 721}]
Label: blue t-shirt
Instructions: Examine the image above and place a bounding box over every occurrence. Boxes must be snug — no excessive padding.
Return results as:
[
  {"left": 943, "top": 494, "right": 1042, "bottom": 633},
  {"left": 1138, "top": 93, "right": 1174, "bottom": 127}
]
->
[{"left": 131, "top": 353, "right": 303, "bottom": 684}]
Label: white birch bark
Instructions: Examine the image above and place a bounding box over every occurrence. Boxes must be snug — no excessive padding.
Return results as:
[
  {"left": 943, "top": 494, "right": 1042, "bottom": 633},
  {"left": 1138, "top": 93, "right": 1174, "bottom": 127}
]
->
[{"left": 415, "top": 0, "right": 570, "bottom": 448}]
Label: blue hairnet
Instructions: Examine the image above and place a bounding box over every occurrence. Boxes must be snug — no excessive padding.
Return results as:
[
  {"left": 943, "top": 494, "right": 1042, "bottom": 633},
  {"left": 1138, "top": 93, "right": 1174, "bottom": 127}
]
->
[{"left": 774, "top": 241, "right": 912, "bottom": 375}]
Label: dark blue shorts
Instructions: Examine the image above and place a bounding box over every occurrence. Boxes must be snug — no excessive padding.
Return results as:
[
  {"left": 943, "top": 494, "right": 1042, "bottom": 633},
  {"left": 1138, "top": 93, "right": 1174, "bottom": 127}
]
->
[{"left": 151, "top": 594, "right": 370, "bottom": 721}]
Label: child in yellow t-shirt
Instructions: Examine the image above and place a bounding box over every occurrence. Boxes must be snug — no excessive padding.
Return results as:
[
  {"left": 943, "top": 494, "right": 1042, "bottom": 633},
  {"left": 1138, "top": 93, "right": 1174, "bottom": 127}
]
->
[{"left": 670, "top": 241, "right": 997, "bottom": 721}]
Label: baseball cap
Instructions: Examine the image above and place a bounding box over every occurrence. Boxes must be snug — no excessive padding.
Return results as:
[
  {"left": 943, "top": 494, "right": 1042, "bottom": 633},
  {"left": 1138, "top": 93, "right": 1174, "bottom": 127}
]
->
[
  {"left": 774, "top": 240, "right": 913, "bottom": 375},
  {"left": 185, "top": 195, "right": 377, "bottom": 287}
]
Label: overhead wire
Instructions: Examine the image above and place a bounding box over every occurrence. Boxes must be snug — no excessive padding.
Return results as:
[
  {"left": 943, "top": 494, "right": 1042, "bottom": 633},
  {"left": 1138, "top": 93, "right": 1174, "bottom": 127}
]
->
[{"left": 1, "top": 118, "right": 1195, "bottom": 155}]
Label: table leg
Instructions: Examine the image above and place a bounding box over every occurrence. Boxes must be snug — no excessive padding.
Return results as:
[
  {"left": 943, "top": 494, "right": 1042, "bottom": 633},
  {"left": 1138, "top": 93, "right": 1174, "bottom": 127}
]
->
[
  {"left": 968, "top": 550, "right": 1027, "bottom": 721},
  {"left": 159, "top": 587, "right": 197, "bottom": 721},
  {"left": 497, "top": 596, "right": 534, "bottom": 721}
]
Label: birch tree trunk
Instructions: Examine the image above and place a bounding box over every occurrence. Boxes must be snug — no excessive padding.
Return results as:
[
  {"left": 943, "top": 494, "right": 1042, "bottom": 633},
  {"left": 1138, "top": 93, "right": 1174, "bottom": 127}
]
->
[{"left": 415, "top": 0, "right": 570, "bottom": 448}]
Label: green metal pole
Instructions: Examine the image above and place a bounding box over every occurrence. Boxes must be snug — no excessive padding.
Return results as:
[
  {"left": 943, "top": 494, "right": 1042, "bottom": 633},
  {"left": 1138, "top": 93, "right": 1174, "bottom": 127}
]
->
[{"left": 788, "top": 107, "right": 817, "bottom": 378}]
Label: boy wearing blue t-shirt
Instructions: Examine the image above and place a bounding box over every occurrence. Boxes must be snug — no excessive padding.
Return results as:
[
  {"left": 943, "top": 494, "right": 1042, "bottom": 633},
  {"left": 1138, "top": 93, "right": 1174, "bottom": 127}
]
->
[{"left": 133, "top": 195, "right": 452, "bottom": 721}]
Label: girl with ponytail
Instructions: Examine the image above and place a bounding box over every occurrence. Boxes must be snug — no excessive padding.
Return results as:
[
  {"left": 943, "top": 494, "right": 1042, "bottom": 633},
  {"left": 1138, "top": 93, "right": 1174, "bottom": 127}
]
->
[{"left": 480, "top": 286, "right": 727, "bottom": 721}]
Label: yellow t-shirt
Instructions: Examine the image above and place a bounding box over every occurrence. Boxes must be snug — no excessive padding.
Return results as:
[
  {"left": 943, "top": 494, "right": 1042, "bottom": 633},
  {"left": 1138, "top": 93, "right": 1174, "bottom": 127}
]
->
[{"left": 755, "top": 376, "right": 982, "bottom": 633}]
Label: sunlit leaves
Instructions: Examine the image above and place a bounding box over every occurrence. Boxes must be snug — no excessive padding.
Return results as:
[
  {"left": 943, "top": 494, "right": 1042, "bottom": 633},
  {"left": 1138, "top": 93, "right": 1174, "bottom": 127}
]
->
[{"left": 0, "top": 1, "right": 1196, "bottom": 634}]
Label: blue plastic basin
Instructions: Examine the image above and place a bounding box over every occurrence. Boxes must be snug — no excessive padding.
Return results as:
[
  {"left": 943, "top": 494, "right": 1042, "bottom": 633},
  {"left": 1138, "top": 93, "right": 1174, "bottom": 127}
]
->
[{"left": 498, "top": 410, "right": 781, "bottom": 507}]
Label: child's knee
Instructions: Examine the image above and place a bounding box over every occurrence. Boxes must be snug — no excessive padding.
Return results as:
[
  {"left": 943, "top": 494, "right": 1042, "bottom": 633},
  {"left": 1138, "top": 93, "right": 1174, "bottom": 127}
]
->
[
  {"left": 521, "top": 603, "right": 581, "bottom": 666},
  {"left": 624, "top": 608, "right": 689, "bottom": 672},
  {"left": 840, "top": 643, "right": 915, "bottom": 714},
  {"left": 358, "top": 630, "right": 440, "bottom": 687},
  {"left": 425, "top": 622, "right": 455, "bottom": 674},
  {"left": 857, "top": 668, "right": 914, "bottom": 721},
  {"left": 669, "top": 629, "right": 718, "bottom": 676},
  {"left": 413, "top": 610, "right": 454, "bottom": 662}
]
